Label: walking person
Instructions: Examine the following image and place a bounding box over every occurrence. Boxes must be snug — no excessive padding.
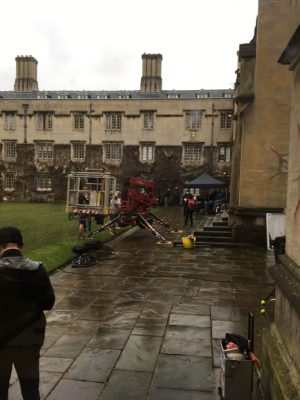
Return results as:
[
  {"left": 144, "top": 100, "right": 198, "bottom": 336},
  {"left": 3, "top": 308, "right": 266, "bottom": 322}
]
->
[
  {"left": 164, "top": 188, "right": 171, "bottom": 207},
  {"left": 184, "top": 193, "right": 197, "bottom": 227},
  {"left": 109, "top": 191, "right": 121, "bottom": 234},
  {"left": 0, "top": 226, "right": 55, "bottom": 400}
]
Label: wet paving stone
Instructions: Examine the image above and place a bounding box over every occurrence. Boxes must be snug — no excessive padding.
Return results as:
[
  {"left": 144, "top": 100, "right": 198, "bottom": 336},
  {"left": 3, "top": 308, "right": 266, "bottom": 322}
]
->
[
  {"left": 212, "top": 320, "right": 247, "bottom": 339},
  {"left": 65, "top": 348, "right": 120, "bottom": 382},
  {"left": 146, "top": 293, "right": 182, "bottom": 304},
  {"left": 162, "top": 326, "right": 211, "bottom": 357},
  {"left": 46, "top": 379, "right": 104, "bottom": 400},
  {"left": 169, "top": 314, "right": 210, "bottom": 328},
  {"left": 152, "top": 354, "right": 213, "bottom": 391},
  {"left": 132, "top": 317, "right": 167, "bottom": 336},
  {"left": 171, "top": 303, "right": 210, "bottom": 315},
  {"left": 100, "top": 310, "right": 141, "bottom": 329},
  {"left": 44, "top": 334, "right": 91, "bottom": 358},
  {"left": 115, "top": 335, "right": 162, "bottom": 371},
  {"left": 99, "top": 370, "right": 152, "bottom": 400},
  {"left": 40, "top": 356, "right": 74, "bottom": 373},
  {"left": 46, "top": 310, "right": 83, "bottom": 327},
  {"left": 87, "top": 328, "right": 131, "bottom": 349},
  {"left": 211, "top": 305, "right": 246, "bottom": 321},
  {"left": 149, "top": 387, "right": 214, "bottom": 400},
  {"left": 140, "top": 302, "right": 172, "bottom": 319}
]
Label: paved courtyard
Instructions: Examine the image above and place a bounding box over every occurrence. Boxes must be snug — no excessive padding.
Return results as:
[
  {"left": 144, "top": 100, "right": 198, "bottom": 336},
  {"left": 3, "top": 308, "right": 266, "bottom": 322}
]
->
[{"left": 9, "top": 207, "right": 275, "bottom": 399}]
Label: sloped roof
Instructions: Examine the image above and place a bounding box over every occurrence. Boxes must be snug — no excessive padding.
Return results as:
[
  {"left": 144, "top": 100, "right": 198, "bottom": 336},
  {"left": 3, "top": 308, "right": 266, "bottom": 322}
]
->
[{"left": 185, "top": 173, "right": 227, "bottom": 188}]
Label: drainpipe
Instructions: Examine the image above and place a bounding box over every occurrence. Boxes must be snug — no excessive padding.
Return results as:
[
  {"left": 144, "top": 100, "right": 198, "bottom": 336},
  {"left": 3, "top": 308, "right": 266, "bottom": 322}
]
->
[
  {"left": 210, "top": 102, "right": 215, "bottom": 174},
  {"left": 89, "top": 103, "right": 94, "bottom": 145},
  {"left": 22, "top": 103, "right": 29, "bottom": 144}
]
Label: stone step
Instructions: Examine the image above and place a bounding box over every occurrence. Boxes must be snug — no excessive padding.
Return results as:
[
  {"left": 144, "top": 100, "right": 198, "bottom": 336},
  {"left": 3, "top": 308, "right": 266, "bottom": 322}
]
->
[
  {"left": 194, "top": 230, "right": 232, "bottom": 237},
  {"left": 195, "top": 235, "right": 234, "bottom": 243},
  {"left": 202, "top": 226, "right": 232, "bottom": 232},
  {"left": 213, "top": 221, "right": 229, "bottom": 227},
  {"left": 173, "top": 240, "right": 254, "bottom": 247}
]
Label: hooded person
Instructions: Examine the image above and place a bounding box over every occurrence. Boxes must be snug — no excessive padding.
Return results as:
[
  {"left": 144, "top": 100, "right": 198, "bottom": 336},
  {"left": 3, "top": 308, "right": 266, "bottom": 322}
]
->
[{"left": 0, "top": 226, "right": 55, "bottom": 400}]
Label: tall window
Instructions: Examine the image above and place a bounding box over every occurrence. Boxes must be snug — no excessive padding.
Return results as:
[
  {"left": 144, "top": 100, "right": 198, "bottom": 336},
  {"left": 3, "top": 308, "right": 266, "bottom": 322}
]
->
[
  {"left": 141, "top": 143, "right": 154, "bottom": 161},
  {"left": 184, "top": 144, "right": 202, "bottom": 161},
  {"left": 143, "top": 112, "right": 154, "bottom": 130},
  {"left": 4, "top": 173, "right": 16, "bottom": 189},
  {"left": 220, "top": 112, "right": 232, "bottom": 129},
  {"left": 185, "top": 111, "right": 202, "bottom": 131},
  {"left": 3, "top": 141, "right": 16, "bottom": 159},
  {"left": 36, "top": 113, "right": 53, "bottom": 130},
  {"left": 72, "top": 142, "right": 85, "bottom": 160},
  {"left": 36, "top": 175, "right": 52, "bottom": 190},
  {"left": 4, "top": 112, "right": 16, "bottom": 130},
  {"left": 104, "top": 143, "right": 122, "bottom": 160},
  {"left": 105, "top": 112, "right": 122, "bottom": 131},
  {"left": 73, "top": 113, "right": 85, "bottom": 130},
  {"left": 35, "top": 142, "right": 53, "bottom": 160},
  {"left": 218, "top": 144, "right": 231, "bottom": 162}
]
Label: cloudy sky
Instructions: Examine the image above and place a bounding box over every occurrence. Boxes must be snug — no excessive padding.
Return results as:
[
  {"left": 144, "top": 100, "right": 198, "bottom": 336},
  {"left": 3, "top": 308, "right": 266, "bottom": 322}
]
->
[{"left": 0, "top": 0, "right": 258, "bottom": 92}]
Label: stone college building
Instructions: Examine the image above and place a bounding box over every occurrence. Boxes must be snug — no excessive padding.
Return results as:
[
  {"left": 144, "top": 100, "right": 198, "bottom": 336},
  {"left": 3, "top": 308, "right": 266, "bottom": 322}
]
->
[{"left": 0, "top": 54, "right": 233, "bottom": 202}]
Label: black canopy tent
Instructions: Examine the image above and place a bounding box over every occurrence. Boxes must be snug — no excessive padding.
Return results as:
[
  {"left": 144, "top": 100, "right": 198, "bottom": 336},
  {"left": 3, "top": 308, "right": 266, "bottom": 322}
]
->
[{"left": 185, "top": 172, "right": 227, "bottom": 188}]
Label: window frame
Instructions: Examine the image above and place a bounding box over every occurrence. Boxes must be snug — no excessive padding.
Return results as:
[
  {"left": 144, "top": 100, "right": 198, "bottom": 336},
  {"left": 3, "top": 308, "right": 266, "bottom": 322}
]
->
[
  {"left": 73, "top": 112, "right": 85, "bottom": 130},
  {"left": 105, "top": 112, "right": 122, "bottom": 131},
  {"left": 218, "top": 144, "right": 231, "bottom": 162},
  {"left": 35, "top": 142, "right": 54, "bottom": 160},
  {"left": 4, "top": 173, "right": 16, "bottom": 190},
  {"left": 140, "top": 142, "right": 155, "bottom": 162},
  {"left": 143, "top": 111, "right": 154, "bottom": 130},
  {"left": 4, "top": 112, "right": 16, "bottom": 130},
  {"left": 36, "top": 112, "right": 53, "bottom": 130},
  {"left": 104, "top": 142, "right": 122, "bottom": 161},
  {"left": 183, "top": 143, "right": 202, "bottom": 162},
  {"left": 220, "top": 111, "right": 233, "bottom": 129},
  {"left": 3, "top": 141, "right": 16, "bottom": 160},
  {"left": 72, "top": 142, "right": 85, "bottom": 161},
  {"left": 36, "top": 175, "right": 52, "bottom": 190},
  {"left": 185, "top": 110, "right": 202, "bottom": 131}
]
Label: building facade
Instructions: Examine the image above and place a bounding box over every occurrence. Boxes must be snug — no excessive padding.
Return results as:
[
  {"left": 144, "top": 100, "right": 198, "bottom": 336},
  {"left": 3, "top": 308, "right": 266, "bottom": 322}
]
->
[
  {"left": 231, "top": 0, "right": 300, "bottom": 398},
  {"left": 262, "top": 2, "right": 300, "bottom": 399},
  {"left": 230, "top": 0, "right": 292, "bottom": 245},
  {"left": 0, "top": 54, "right": 233, "bottom": 202}
]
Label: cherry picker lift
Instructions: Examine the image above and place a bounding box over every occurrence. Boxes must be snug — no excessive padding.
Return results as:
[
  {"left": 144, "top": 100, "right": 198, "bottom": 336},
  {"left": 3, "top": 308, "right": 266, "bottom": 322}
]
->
[{"left": 66, "top": 171, "right": 181, "bottom": 244}]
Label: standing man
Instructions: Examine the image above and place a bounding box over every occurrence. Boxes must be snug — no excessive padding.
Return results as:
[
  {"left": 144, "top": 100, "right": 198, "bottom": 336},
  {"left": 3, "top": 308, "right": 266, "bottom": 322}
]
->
[
  {"left": 109, "top": 191, "right": 122, "bottom": 234},
  {"left": 0, "top": 226, "right": 55, "bottom": 400}
]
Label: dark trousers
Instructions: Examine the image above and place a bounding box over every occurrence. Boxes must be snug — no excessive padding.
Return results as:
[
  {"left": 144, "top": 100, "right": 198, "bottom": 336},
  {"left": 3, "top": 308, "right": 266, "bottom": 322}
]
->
[
  {"left": 0, "top": 346, "right": 41, "bottom": 400},
  {"left": 185, "top": 209, "right": 194, "bottom": 226}
]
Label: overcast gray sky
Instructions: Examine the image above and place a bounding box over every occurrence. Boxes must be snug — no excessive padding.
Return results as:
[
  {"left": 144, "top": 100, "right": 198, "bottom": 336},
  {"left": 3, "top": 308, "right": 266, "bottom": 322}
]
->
[{"left": 0, "top": 0, "right": 258, "bottom": 91}]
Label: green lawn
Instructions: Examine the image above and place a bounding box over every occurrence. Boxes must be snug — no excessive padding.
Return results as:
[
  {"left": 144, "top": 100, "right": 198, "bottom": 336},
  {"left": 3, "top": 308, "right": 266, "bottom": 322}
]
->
[{"left": 0, "top": 202, "right": 113, "bottom": 273}]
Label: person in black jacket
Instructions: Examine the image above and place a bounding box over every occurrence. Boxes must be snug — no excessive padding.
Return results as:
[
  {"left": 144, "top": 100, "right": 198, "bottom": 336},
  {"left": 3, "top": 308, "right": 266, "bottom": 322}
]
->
[{"left": 0, "top": 226, "right": 55, "bottom": 400}]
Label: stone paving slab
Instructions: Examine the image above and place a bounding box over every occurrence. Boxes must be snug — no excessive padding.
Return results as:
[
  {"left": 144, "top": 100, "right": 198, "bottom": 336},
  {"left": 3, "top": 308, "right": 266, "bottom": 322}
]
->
[
  {"left": 149, "top": 387, "right": 214, "bottom": 400},
  {"left": 65, "top": 348, "right": 120, "bottom": 382},
  {"left": 115, "top": 335, "right": 162, "bottom": 371},
  {"left": 44, "top": 334, "right": 91, "bottom": 358},
  {"left": 152, "top": 354, "right": 213, "bottom": 391},
  {"left": 46, "top": 379, "right": 104, "bottom": 400},
  {"left": 162, "top": 326, "right": 212, "bottom": 357},
  {"left": 99, "top": 370, "right": 152, "bottom": 400}
]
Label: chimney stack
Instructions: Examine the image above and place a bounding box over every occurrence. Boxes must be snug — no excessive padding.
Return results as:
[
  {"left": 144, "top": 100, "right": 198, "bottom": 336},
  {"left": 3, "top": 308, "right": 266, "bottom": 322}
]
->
[
  {"left": 140, "top": 53, "right": 162, "bottom": 93},
  {"left": 14, "top": 55, "right": 39, "bottom": 92}
]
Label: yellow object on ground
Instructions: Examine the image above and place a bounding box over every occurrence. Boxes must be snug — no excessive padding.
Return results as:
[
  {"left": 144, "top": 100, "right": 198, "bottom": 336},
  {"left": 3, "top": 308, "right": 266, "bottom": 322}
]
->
[{"left": 182, "top": 235, "right": 196, "bottom": 249}]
